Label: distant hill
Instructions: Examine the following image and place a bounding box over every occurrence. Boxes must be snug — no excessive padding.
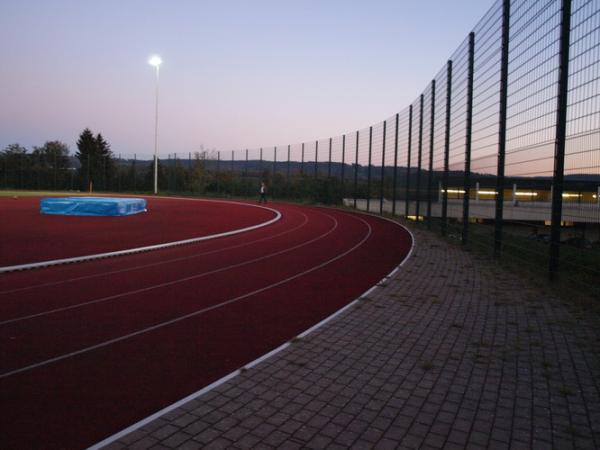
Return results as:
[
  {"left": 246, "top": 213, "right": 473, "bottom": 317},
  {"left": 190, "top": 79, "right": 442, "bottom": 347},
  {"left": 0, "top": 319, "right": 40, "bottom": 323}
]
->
[{"left": 67, "top": 156, "right": 599, "bottom": 187}]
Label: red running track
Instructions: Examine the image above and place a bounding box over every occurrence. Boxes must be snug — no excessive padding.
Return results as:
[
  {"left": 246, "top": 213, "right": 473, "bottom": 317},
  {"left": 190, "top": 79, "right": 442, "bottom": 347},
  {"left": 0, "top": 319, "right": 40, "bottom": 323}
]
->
[
  {"left": 0, "top": 198, "right": 412, "bottom": 450},
  {"left": 0, "top": 196, "right": 276, "bottom": 267}
]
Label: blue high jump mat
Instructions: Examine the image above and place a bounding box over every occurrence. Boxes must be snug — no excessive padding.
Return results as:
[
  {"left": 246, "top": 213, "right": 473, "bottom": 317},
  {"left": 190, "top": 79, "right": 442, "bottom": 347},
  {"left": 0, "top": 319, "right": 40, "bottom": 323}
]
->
[{"left": 40, "top": 197, "right": 147, "bottom": 216}]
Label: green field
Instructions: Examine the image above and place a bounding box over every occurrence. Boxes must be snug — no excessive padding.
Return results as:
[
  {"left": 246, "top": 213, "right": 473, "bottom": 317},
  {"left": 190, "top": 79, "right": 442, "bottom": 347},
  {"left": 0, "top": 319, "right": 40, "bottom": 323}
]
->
[{"left": 0, "top": 190, "right": 89, "bottom": 197}]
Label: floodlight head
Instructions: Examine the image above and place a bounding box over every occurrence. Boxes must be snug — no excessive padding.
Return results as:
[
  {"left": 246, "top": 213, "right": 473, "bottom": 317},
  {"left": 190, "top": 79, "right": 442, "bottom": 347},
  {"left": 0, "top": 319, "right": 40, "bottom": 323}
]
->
[{"left": 148, "top": 55, "right": 163, "bottom": 67}]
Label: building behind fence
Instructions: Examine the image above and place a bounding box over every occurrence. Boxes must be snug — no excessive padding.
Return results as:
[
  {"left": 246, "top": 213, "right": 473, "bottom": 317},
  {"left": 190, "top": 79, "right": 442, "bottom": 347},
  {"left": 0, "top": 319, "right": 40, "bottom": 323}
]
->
[{"left": 1, "top": 0, "right": 599, "bottom": 297}]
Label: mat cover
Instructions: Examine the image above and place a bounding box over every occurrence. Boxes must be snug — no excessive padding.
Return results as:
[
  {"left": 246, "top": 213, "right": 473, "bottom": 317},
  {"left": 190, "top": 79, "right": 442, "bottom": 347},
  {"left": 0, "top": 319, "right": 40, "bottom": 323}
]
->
[{"left": 40, "top": 197, "right": 147, "bottom": 216}]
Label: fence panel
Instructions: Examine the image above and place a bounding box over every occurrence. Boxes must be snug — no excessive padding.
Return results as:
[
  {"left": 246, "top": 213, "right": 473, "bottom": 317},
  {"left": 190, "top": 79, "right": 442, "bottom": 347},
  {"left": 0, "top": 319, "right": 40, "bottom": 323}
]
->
[{"left": 2, "top": 0, "right": 599, "bottom": 298}]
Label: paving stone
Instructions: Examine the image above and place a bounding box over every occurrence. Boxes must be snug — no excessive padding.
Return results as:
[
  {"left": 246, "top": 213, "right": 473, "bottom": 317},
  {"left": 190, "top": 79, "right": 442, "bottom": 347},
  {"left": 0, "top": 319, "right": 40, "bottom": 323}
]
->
[
  {"left": 291, "top": 425, "right": 319, "bottom": 443},
  {"left": 232, "top": 433, "right": 261, "bottom": 449},
  {"left": 148, "top": 444, "right": 171, "bottom": 450},
  {"left": 171, "top": 440, "right": 203, "bottom": 450},
  {"left": 202, "top": 438, "right": 234, "bottom": 450},
  {"left": 192, "top": 427, "right": 221, "bottom": 445},
  {"left": 128, "top": 437, "right": 159, "bottom": 450},
  {"left": 262, "top": 430, "right": 290, "bottom": 447},
  {"left": 98, "top": 222, "right": 600, "bottom": 450},
  {"left": 222, "top": 426, "right": 248, "bottom": 442},
  {"left": 151, "top": 424, "right": 179, "bottom": 441},
  {"left": 334, "top": 429, "right": 360, "bottom": 447},
  {"left": 161, "top": 432, "right": 192, "bottom": 449}
]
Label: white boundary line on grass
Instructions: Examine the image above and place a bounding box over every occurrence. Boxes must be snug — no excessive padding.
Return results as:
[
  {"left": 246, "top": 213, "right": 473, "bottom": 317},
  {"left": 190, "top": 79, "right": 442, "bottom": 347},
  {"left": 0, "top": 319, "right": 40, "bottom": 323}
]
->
[
  {"left": 87, "top": 208, "right": 415, "bottom": 450},
  {"left": 0, "top": 197, "right": 281, "bottom": 274}
]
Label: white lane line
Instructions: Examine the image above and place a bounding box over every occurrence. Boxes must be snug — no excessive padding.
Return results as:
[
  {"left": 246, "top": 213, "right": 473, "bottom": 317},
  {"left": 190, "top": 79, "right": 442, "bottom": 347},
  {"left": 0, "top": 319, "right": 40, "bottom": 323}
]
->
[
  {"left": 0, "top": 212, "right": 370, "bottom": 379},
  {"left": 0, "top": 211, "right": 334, "bottom": 326},
  {"left": 88, "top": 210, "right": 412, "bottom": 450},
  {"left": 0, "top": 210, "right": 309, "bottom": 296},
  {"left": 323, "top": 205, "right": 416, "bottom": 280},
  {"left": 295, "top": 208, "right": 415, "bottom": 334},
  {"left": 0, "top": 199, "right": 281, "bottom": 274}
]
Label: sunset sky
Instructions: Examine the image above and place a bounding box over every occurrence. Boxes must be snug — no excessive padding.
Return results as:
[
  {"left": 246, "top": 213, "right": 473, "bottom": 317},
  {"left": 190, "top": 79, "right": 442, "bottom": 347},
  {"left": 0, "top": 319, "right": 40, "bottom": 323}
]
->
[{"left": 1, "top": 0, "right": 493, "bottom": 159}]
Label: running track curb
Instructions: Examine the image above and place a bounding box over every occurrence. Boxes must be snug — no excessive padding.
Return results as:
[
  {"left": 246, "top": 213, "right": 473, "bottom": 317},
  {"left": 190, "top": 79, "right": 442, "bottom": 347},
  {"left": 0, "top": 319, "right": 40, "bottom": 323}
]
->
[
  {"left": 0, "top": 198, "right": 281, "bottom": 274},
  {"left": 87, "top": 210, "right": 414, "bottom": 450},
  {"left": 89, "top": 213, "right": 600, "bottom": 450}
]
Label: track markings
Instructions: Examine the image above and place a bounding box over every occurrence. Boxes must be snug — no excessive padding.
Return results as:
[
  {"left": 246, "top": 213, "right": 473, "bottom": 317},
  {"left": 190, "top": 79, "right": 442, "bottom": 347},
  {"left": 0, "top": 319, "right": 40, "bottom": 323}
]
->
[
  {"left": 0, "top": 211, "right": 332, "bottom": 326},
  {"left": 88, "top": 212, "right": 413, "bottom": 450},
  {"left": 0, "top": 210, "right": 309, "bottom": 296},
  {"left": 0, "top": 212, "right": 372, "bottom": 379},
  {"left": 0, "top": 199, "right": 281, "bottom": 274}
]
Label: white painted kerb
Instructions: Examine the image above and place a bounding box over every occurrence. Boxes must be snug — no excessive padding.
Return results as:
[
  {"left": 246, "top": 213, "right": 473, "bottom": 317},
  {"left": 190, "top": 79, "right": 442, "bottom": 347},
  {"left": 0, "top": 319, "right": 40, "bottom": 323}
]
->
[{"left": 0, "top": 198, "right": 281, "bottom": 273}]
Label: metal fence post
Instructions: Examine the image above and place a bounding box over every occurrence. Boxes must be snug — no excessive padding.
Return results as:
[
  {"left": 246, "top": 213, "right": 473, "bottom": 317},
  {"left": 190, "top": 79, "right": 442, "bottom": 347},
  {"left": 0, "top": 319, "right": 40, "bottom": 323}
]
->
[
  {"left": 328, "top": 137, "right": 332, "bottom": 178},
  {"left": 392, "top": 113, "right": 399, "bottom": 216},
  {"left": 273, "top": 146, "right": 277, "bottom": 199},
  {"left": 18, "top": 152, "right": 23, "bottom": 189},
  {"left": 165, "top": 153, "right": 170, "bottom": 192},
  {"left": 416, "top": 94, "right": 424, "bottom": 220},
  {"left": 54, "top": 147, "right": 58, "bottom": 190},
  {"left": 354, "top": 130, "right": 359, "bottom": 209},
  {"left": 287, "top": 144, "right": 291, "bottom": 184},
  {"left": 216, "top": 151, "right": 221, "bottom": 194},
  {"left": 549, "top": 0, "right": 572, "bottom": 280},
  {"left": 341, "top": 134, "right": 346, "bottom": 194},
  {"left": 301, "top": 143, "right": 305, "bottom": 175},
  {"left": 442, "top": 60, "right": 452, "bottom": 236},
  {"left": 406, "top": 105, "right": 413, "bottom": 217},
  {"left": 167, "top": 153, "right": 171, "bottom": 191},
  {"left": 231, "top": 150, "right": 235, "bottom": 196},
  {"left": 463, "top": 32, "right": 475, "bottom": 245},
  {"left": 367, "top": 126, "right": 373, "bottom": 212},
  {"left": 259, "top": 148, "right": 263, "bottom": 174},
  {"left": 117, "top": 153, "right": 121, "bottom": 192},
  {"left": 242, "top": 149, "right": 247, "bottom": 196},
  {"left": 427, "top": 79, "right": 436, "bottom": 228},
  {"left": 380, "top": 120, "right": 387, "bottom": 215},
  {"left": 314, "top": 140, "right": 319, "bottom": 178},
  {"left": 495, "top": 0, "right": 511, "bottom": 257}
]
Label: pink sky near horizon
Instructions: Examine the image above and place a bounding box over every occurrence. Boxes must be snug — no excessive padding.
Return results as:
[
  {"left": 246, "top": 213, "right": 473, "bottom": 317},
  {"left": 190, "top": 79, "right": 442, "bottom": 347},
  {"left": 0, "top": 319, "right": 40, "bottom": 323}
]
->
[{"left": 0, "top": 0, "right": 494, "bottom": 160}]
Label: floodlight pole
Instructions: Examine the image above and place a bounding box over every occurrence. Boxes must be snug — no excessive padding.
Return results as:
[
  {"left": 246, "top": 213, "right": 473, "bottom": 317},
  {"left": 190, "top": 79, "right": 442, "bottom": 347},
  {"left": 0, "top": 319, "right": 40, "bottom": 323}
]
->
[
  {"left": 149, "top": 55, "right": 162, "bottom": 195},
  {"left": 153, "top": 63, "right": 160, "bottom": 195}
]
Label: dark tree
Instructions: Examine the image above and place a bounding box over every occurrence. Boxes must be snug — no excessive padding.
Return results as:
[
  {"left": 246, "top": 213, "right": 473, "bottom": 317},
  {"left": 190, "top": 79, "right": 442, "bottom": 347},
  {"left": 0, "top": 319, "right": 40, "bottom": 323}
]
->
[
  {"left": 75, "top": 128, "right": 115, "bottom": 191},
  {"left": 0, "top": 143, "right": 29, "bottom": 188},
  {"left": 31, "top": 141, "right": 70, "bottom": 189},
  {"left": 95, "top": 133, "right": 110, "bottom": 156},
  {"left": 95, "top": 133, "right": 116, "bottom": 190},
  {"left": 32, "top": 141, "right": 70, "bottom": 169},
  {"left": 76, "top": 128, "right": 95, "bottom": 191}
]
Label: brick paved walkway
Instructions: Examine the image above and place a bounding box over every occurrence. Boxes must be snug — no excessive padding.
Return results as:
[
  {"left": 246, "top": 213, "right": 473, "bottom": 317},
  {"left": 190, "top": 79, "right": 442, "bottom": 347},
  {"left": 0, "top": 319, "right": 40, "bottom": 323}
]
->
[{"left": 100, "top": 222, "right": 600, "bottom": 450}]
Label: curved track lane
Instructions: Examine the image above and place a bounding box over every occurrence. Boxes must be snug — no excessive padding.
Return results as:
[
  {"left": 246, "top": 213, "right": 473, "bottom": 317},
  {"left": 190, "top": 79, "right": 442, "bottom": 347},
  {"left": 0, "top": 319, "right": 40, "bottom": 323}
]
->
[
  {"left": 0, "top": 202, "right": 412, "bottom": 450},
  {"left": 0, "top": 196, "right": 278, "bottom": 268}
]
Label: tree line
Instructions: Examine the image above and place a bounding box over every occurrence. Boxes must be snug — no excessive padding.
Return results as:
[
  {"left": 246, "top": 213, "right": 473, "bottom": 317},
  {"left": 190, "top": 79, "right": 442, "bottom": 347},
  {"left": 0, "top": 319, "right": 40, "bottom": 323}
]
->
[
  {"left": 0, "top": 128, "right": 119, "bottom": 192},
  {"left": 0, "top": 133, "right": 205, "bottom": 194},
  {"left": 0, "top": 129, "right": 347, "bottom": 202},
  {"left": 5, "top": 128, "right": 495, "bottom": 204}
]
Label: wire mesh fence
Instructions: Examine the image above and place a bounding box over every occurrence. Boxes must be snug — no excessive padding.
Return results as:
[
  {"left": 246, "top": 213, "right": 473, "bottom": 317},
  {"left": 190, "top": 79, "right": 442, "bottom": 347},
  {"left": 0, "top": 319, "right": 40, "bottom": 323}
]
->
[{"left": 1, "top": 0, "right": 598, "bottom": 297}]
